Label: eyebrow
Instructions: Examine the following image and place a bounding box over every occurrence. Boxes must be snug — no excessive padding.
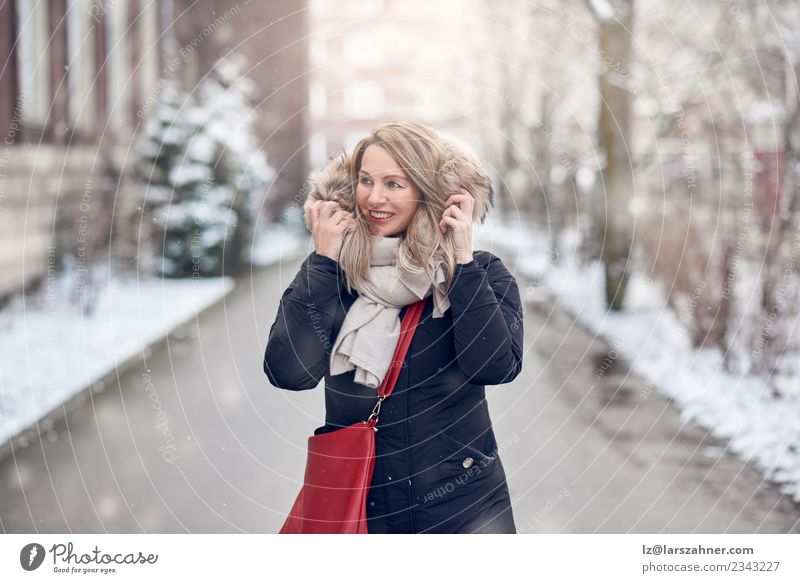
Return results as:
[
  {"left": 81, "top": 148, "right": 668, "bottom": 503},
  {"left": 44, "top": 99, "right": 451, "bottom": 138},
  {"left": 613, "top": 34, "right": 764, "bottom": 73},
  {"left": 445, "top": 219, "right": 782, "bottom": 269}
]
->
[{"left": 358, "top": 169, "right": 408, "bottom": 181}]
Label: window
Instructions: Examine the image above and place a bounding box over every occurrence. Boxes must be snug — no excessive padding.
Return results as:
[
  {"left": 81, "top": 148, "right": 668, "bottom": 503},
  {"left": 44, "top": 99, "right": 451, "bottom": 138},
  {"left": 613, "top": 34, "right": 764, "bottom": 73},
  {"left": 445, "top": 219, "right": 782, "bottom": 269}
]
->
[
  {"left": 343, "top": 34, "right": 384, "bottom": 68},
  {"left": 309, "top": 36, "right": 326, "bottom": 66},
  {"left": 344, "top": 0, "right": 383, "bottom": 18},
  {"left": 344, "top": 82, "right": 383, "bottom": 118},
  {"left": 309, "top": 0, "right": 333, "bottom": 18},
  {"left": 309, "top": 133, "right": 327, "bottom": 168},
  {"left": 416, "top": 83, "right": 441, "bottom": 119},
  {"left": 16, "top": 0, "right": 50, "bottom": 123},
  {"left": 343, "top": 131, "right": 364, "bottom": 152},
  {"left": 139, "top": 0, "right": 160, "bottom": 115},
  {"left": 106, "top": 0, "right": 130, "bottom": 130},
  {"left": 309, "top": 80, "right": 327, "bottom": 119},
  {"left": 66, "top": 0, "right": 95, "bottom": 127}
]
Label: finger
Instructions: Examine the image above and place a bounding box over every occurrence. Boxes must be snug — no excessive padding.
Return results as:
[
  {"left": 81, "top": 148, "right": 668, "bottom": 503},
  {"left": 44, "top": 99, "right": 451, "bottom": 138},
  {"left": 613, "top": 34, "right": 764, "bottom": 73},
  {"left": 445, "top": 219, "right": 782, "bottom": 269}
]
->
[
  {"left": 442, "top": 204, "right": 468, "bottom": 221},
  {"left": 305, "top": 205, "right": 315, "bottom": 229},
  {"left": 458, "top": 187, "right": 474, "bottom": 199},
  {"left": 445, "top": 191, "right": 472, "bottom": 203},
  {"left": 327, "top": 212, "right": 353, "bottom": 230},
  {"left": 313, "top": 199, "right": 331, "bottom": 212},
  {"left": 439, "top": 216, "right": 458, "bottom": 234},
  {"left": 446, "top": 194, "right": 474, "bottom": 213},
  {"left": 440, "top": 216, "right": 467, "bottom": 233},
  {"left": 320, "top": 202, "right": 344, "bottom": 222},
  {"left": 443, "top": 203, "right": 460, "bottom": 216},
  {"left": 444, "top": 195, "right": 459, "bottom": 208},
  {"left": 451, "top": 190, "right": 475, "bottom": 204},
  {"left": 320, "top": 201, "right": 333, "bottom": 219},
  {"left": 447, "top": 204, "right": 469, "bottom": 222},
  {"left": 319, "top": 200, "right": 338, "bottom": 218},
  {"left": 337, "top": 218, "right": 356, "bottom": 232},
  {"left": 311, "top": 200, "right": 325, "bottom": 224},
  {"left": 331, "top": 209, "right": 351, "bottom": 223}
]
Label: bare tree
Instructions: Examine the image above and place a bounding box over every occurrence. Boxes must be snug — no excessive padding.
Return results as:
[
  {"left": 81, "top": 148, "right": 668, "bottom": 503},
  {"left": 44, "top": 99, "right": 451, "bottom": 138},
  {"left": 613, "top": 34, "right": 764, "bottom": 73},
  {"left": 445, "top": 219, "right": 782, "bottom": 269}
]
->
[
  {"left": 581, "top": 0, "right": 635, "bottom": 311},
  {"left": 474, "top": 0, "right": 594, "bottom": 261},
  {"left": 747, "top": 1, "right": 800, "bottom": 379}
]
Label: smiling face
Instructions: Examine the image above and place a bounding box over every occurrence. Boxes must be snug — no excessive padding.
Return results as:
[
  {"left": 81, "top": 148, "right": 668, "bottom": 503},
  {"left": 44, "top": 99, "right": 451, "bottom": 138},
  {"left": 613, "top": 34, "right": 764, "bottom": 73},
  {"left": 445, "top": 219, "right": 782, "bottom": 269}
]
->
[{"left": 355, "top": 144, "right": 421, "bottom": 237}]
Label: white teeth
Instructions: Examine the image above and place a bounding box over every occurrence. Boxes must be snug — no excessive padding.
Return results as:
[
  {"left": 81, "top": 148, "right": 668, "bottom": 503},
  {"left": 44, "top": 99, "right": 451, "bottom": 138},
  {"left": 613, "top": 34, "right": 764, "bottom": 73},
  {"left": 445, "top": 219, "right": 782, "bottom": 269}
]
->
[{"left": 370, "top": 210, "right": 394, "bottom": 219}]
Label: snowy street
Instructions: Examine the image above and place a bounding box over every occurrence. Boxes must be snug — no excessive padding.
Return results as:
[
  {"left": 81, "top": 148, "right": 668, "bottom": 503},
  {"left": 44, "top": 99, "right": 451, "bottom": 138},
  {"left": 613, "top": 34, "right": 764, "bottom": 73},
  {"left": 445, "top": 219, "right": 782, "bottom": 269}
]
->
[
  {"left": 1, "top": 250, "right": 797, "bottom": 533},
  {"left": 4, "top": 0, "right": 800, "bottom": 578},
  {"left": 504, "top": 294, "right": 800, "bottom": 533}
]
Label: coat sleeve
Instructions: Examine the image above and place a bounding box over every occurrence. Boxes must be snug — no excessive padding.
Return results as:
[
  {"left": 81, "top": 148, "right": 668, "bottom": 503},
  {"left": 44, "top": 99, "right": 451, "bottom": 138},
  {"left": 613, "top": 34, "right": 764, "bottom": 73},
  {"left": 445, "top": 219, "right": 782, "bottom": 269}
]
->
[
  {"left": 263, "top": 251, "right": 342, "bottom": 390},
  {"left": 447, "top": 252, "right": 524, "bottom": 385}
]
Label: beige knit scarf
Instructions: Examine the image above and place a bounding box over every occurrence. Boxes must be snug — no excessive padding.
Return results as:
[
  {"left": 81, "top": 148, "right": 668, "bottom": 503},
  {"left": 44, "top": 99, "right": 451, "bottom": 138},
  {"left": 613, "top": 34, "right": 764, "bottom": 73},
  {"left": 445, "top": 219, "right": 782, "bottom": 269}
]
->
[{"left": 329, "top": 235, "right": 450, "bottom": 389}]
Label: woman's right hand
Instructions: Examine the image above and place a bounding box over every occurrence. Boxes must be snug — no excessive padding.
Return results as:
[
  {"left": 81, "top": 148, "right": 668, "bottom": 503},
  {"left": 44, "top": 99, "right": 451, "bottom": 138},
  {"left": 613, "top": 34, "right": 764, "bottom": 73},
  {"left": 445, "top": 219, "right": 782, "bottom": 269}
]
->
[{"left": 306, "top": 200, "right": 356, "bottom": 262}]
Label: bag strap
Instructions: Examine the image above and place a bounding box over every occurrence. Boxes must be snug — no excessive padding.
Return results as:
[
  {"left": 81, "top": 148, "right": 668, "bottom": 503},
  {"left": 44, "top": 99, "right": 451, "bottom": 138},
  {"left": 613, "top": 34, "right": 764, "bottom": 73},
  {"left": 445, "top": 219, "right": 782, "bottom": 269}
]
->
[{"left": 364, "top": 296, "right": 427, "bottom": 428}]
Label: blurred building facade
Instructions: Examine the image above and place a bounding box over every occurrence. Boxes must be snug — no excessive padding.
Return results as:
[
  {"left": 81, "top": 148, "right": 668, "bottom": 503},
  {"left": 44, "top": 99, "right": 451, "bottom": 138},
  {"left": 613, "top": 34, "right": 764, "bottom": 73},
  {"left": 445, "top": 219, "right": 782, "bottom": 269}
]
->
[
  {"left": 0, "top": 0, "right": 310, "bottom": 300},
  {"left": 305, "top": 0, "right": 475, "bottom": 171},
  {"left": 0, "top": 0, "right": 164, "bottom": 299},
  {"left": 169, "top": 0, "right": 310, "bottom": 222}
]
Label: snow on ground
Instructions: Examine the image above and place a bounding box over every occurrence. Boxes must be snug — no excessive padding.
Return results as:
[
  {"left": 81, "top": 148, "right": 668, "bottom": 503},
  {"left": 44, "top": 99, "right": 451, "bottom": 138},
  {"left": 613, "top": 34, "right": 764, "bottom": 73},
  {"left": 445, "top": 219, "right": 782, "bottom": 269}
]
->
[
  {"left": 249, "top": 222, "right": 308, "bottom": 266},
  {"left": 475, "top": 217, "right": 800, "bottom": 503},
  {"left": 6, "top": 215, "right": 796, "bottom": 501},
  {"left": 0, "top": 267, "right": 233, "bottom": 446},
  {"left": 0, "top": 222, "right": 302, "bottom": 448}
]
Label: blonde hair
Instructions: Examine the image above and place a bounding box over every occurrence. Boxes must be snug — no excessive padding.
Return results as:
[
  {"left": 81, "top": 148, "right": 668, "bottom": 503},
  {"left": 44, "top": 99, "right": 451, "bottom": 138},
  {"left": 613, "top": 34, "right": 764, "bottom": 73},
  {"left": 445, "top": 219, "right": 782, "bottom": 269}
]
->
[{"left": 338, "top": 121, "right": 491, "bottom": 298}]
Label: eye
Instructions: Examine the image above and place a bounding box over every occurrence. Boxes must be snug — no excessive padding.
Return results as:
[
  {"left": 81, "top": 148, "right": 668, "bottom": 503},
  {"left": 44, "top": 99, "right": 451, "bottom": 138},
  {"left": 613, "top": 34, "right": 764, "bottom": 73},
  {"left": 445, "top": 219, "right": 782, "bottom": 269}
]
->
[
  {"left": 359, "top": 176, "right": 372, "bottom": 185},
  {"left": 388, "top": 181, "right": 403, "bottom": 188}
]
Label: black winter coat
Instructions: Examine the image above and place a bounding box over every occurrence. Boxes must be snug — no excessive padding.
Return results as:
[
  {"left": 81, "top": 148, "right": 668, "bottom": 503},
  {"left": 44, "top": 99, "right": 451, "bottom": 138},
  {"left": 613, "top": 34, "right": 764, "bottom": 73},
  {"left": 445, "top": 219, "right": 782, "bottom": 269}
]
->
[{"left": 263, "top": 249, "right": 524, "bottom": 533}]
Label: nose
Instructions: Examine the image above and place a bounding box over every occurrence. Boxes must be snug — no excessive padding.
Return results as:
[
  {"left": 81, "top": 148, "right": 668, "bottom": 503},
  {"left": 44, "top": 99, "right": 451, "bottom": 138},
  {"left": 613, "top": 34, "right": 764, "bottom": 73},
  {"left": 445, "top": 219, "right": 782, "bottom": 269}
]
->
[{"left": 367, "top": 182, "right": 388, "bottom": 207}]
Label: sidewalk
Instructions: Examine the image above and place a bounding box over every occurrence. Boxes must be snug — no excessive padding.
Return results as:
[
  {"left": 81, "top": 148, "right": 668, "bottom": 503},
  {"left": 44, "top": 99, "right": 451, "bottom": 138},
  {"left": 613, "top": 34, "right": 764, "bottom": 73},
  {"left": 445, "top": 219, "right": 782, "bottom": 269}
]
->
[
  {"left": 1, "top": 228, "right": 797, "bottom": 533},
  {"left": 473, "top": 217, "right": 800, "bottom": 515},
  {"left": 0, "top": 242, "right": 318, "bottom": 532},
  {"left": 0, "top": 226, "right": 307, "bottom": 462},
  {"left": 0, "top": 224, "right": 800, "bottom": 534}
]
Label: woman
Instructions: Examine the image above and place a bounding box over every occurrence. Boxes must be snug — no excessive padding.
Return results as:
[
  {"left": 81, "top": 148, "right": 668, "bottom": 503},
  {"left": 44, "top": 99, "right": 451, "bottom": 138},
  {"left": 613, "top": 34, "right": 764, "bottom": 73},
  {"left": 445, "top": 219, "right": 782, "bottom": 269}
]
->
[{"left": 263, "top": 121, "right": 524, "bottom": 534}]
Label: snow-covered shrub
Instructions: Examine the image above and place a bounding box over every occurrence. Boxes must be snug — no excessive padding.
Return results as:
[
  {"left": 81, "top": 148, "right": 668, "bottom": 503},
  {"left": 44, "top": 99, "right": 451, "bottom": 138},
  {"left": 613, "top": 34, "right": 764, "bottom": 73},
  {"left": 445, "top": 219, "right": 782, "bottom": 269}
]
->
[{"left": 138, "top": 53, "right": 276, "bottom": 277}]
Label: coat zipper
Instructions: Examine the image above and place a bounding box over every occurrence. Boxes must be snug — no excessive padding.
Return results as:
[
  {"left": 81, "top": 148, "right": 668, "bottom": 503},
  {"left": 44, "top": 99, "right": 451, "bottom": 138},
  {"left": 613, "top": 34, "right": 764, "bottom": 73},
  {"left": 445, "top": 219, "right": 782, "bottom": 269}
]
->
[{"left": 405, "top": 366, "right": 416, "bottom": 534}]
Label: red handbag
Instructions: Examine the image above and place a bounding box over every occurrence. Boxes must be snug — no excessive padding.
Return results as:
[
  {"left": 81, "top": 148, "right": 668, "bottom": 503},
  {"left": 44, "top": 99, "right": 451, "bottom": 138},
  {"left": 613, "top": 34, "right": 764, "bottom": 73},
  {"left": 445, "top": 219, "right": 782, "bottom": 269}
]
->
[{"left": 279, "top": 297, "right": 428, "bottom": 534}]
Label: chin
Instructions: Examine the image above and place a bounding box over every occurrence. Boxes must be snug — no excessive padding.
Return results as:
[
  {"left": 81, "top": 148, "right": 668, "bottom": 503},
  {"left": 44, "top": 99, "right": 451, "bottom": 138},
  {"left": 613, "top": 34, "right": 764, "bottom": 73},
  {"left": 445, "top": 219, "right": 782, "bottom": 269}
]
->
[{"left": 370, "top": 224, "right": 399, "bottom": 237}]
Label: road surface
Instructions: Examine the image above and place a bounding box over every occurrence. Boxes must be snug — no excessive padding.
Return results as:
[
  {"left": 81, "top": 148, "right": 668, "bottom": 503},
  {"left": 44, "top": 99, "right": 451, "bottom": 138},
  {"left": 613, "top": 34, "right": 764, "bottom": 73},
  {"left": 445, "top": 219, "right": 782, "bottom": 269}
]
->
[{"left": 1, "top": 252, "right": 798, "bottom": 533}]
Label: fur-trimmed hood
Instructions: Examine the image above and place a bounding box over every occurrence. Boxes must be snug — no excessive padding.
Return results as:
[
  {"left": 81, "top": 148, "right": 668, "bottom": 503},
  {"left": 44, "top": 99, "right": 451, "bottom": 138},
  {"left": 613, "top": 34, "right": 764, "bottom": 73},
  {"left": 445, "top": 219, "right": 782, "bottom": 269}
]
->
[{"left": 302, "top": 137, "right": 495, "bottom": 231}]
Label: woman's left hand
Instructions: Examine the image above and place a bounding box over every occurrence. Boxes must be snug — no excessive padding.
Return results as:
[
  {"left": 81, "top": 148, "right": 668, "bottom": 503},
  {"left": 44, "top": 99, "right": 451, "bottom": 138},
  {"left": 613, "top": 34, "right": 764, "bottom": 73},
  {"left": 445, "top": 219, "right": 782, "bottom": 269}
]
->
[{"left": 439, "top": 188, "right": 475, "bottom": 264}]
